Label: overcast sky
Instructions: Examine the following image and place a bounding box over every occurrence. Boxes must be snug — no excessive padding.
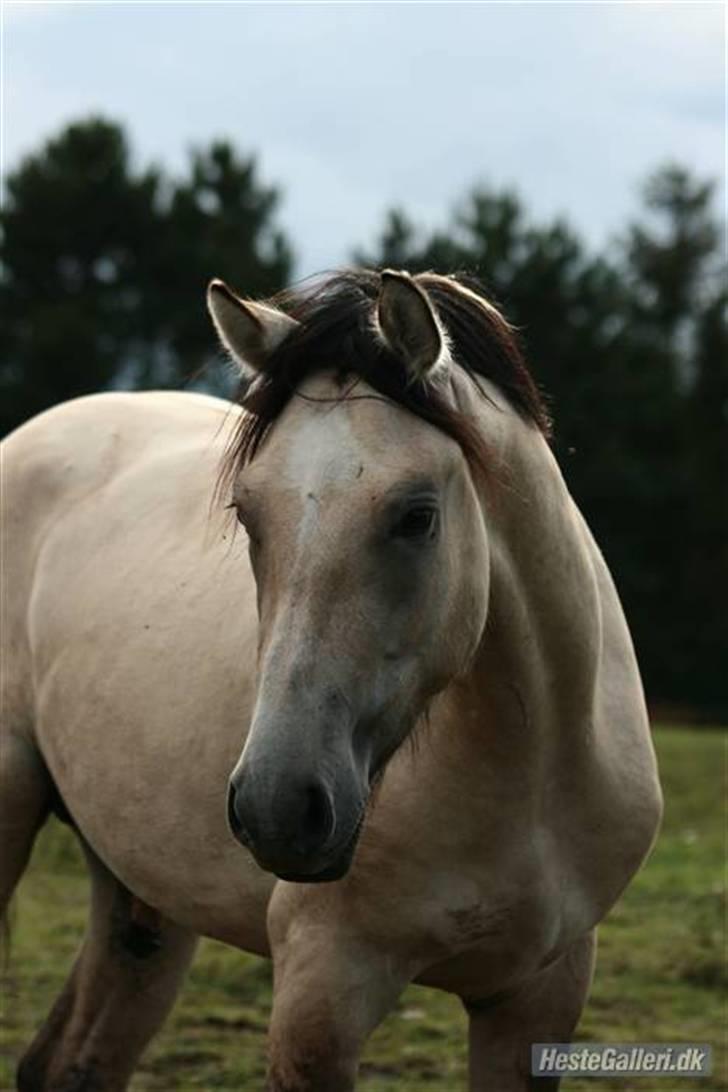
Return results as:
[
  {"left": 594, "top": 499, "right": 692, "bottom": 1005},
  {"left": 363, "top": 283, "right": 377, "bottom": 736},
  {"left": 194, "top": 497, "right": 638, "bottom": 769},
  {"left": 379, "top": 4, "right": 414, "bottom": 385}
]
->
[{"left": 2, "top": 1, "right": 725, "bottom": 277}]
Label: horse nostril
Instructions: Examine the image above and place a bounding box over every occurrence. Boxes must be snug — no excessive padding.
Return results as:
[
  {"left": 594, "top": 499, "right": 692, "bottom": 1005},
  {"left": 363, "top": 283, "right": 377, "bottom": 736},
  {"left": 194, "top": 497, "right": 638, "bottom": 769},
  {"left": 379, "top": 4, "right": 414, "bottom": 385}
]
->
[
  {"left": 296, "top": 781, "right": 336, "bottom": 854},
  {"left": 227, "top": 781, "right": 250, "bottom": 845}
]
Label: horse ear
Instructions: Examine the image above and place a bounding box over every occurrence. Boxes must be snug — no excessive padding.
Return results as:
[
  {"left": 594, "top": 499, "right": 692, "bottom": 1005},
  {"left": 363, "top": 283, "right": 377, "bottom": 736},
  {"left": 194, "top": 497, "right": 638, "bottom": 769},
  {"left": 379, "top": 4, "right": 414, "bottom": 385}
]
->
[
  {"left": 376, "top": 270, "right": 446, "bottom": 380},
  {"left": 207, "top": 279, "right": 299, "bottom": 376}
]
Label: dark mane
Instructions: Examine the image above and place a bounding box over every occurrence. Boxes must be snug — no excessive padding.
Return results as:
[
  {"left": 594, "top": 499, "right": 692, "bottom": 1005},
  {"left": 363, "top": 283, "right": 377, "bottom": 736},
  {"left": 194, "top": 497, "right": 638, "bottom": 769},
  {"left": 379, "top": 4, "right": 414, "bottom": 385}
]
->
[{"left": 221, "top": 269, "right": 550, "bottom": 491}]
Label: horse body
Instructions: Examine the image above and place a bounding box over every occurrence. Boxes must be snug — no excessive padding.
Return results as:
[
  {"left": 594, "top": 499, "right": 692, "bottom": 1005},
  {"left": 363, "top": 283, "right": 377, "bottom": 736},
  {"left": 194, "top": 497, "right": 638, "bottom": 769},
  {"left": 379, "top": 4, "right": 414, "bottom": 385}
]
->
[
  {"left": 1, "top": 271, "right": 661, "bottom": 1092},
  {"left": 3, "top": 391, "right": 276, "bottom": 950}
]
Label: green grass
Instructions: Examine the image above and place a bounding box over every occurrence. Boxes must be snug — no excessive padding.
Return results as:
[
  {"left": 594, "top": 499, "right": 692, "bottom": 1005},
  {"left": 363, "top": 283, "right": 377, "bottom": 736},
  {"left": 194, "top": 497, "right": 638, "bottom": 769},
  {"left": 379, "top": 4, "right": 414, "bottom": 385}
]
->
[{"left": 1, "top": 726, "right": 725, "bottom": 1091}]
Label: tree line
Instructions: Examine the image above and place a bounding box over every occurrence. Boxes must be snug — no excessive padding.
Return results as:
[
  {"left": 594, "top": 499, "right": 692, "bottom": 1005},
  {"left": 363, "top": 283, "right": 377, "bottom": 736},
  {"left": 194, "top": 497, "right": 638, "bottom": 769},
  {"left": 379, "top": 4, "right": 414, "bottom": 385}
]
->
[{"left": 1, "top": 118, "right": 725, "bottom": 718}]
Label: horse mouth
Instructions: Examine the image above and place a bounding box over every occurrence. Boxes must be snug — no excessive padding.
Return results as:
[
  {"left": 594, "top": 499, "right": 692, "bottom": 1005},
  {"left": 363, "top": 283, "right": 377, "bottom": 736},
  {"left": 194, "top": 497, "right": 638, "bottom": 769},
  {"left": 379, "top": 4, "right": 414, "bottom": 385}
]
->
[
  {"left": 271, "top": 860, "right": 350, "bottom": 884},
  {"left": 259, "top": 808, "right": 366, "bottom": 885}
]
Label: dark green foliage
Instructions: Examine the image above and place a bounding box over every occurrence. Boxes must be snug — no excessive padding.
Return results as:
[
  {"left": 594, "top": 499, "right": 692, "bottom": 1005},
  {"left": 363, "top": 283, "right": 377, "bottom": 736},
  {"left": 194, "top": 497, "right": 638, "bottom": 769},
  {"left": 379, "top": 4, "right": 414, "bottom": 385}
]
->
[
  {"left": 0, "top": 120, "right": 158, "bottom": 429},
  {"left": 0, "top": 118, "right": 292, "bottom": 432},
  {"left": 680, "top": 291, "right": 728, "bottom": 712},
  {"left": 138, "top": 141, "right": 292, "bottom": 389}
]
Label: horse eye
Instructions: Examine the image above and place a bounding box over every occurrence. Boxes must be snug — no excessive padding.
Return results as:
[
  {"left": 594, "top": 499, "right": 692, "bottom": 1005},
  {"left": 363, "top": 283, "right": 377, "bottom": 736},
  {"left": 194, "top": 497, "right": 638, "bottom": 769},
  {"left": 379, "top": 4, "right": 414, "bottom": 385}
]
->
[
  {"left": 227, "top": 504, "right": 246, "bottom": 528},
  {"left": 392, "top": 506, "right": 438, "bottom": 541},
  {"left": 229, "top": 503, "right": 258, "bottom": 542}
]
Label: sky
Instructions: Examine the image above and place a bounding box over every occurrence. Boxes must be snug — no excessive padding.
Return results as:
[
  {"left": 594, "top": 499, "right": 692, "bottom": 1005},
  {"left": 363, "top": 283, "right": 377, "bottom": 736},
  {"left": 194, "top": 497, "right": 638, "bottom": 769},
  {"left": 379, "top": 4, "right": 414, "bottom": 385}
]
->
[{"left": 2, "top": 1, "right": 725, "bottom": 278}]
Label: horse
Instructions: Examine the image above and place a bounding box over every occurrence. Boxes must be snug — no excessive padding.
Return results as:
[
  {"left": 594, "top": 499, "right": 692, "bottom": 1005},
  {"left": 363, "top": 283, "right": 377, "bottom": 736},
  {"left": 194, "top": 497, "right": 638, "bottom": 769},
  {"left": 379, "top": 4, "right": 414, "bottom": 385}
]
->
[{"left": 0, "top": 269, "right": 662, "bottom": 1091}]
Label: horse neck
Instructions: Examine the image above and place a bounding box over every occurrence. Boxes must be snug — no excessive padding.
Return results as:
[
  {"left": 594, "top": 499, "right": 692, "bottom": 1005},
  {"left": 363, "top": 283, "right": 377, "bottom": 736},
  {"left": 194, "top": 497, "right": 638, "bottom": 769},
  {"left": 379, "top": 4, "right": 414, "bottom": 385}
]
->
[{"left": 443, "top": 378, "right": 603, "bottom": 771}]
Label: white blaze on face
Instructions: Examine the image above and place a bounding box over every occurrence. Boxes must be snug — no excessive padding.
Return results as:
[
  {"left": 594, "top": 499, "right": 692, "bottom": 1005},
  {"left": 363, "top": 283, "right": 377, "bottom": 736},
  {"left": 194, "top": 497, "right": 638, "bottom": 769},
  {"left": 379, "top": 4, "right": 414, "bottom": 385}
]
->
[{"left": 283, "top": 409, "right": 367, "bottom": 551}]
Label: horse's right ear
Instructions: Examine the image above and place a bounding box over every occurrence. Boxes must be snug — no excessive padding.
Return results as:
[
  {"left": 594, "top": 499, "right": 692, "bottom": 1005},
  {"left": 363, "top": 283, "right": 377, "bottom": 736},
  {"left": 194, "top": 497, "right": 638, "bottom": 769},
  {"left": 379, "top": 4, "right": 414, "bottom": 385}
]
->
[{"left": 207, "top": 280, "right": 299, "bottom": 376}]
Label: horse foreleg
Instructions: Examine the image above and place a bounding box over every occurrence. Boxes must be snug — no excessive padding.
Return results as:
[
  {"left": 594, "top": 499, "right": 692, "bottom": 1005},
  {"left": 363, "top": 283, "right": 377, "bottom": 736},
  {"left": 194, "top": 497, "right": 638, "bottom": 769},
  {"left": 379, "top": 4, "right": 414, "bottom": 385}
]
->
[
  {"left": 17, "top": 845, "right": 197, "bottom": 1092},
  {"left": 266, "top": 909, "right": 408, "bottom": 1092},
  {"left": 463, "top": 930, "right": 596, "bottom": 1092}
]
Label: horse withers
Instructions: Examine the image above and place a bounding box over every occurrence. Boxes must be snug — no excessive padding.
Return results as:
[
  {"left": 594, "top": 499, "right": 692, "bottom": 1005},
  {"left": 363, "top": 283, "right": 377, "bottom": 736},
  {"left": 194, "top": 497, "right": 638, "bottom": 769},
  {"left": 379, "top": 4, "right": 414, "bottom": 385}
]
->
[{"left": 0, "top": 270, "right": 662, "bottom": 1091}]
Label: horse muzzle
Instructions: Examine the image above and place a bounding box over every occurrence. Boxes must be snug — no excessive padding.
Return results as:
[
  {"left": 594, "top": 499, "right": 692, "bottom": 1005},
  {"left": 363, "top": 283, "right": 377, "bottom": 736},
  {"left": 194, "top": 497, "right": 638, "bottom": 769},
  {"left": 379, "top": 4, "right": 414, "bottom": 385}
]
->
[{"left": 226, "top": 770, "right": 364, "bottom": 883}]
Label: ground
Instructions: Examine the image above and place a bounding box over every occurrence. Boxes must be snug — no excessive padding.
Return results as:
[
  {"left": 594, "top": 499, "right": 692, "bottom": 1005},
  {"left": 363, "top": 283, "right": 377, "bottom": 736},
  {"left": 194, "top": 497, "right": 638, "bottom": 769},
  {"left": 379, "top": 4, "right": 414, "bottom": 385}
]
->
[{"left": 1, "top": 726, "right": 725, "bottom": 1092}]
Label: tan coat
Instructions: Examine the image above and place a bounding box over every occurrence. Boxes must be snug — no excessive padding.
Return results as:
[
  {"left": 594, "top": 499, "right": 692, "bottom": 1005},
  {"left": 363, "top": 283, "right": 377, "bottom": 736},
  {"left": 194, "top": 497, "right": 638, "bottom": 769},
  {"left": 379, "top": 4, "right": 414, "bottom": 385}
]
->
[{"left": 1, "top": 271, "right": 662, "bottom": 1092}]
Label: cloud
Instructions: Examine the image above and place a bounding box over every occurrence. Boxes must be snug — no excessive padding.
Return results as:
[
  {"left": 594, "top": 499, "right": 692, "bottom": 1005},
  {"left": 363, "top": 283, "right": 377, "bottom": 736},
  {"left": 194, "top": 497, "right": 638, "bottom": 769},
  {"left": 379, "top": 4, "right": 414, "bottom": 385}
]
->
[{"left": 2, "top": 3, "right": 724, "bottom": 274}]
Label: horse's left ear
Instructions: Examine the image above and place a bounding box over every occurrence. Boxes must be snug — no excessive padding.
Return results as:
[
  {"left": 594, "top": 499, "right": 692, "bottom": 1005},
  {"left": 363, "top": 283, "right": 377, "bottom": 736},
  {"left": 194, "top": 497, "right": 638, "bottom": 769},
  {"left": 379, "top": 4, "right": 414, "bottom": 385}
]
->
[
  {"left": 376, "top": 270, "right": 447, "bottom": 381},
  {"left": 207, "top": 279, "right": 299, "bottom": 377}
]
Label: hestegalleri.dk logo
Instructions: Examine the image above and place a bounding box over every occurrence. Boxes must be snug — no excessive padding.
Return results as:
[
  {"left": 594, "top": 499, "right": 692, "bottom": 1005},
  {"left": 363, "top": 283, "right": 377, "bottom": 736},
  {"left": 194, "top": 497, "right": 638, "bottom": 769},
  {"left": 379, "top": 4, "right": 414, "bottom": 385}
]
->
[{"left": 531, "top": 1043, "right": 712, "bottom": 1078}]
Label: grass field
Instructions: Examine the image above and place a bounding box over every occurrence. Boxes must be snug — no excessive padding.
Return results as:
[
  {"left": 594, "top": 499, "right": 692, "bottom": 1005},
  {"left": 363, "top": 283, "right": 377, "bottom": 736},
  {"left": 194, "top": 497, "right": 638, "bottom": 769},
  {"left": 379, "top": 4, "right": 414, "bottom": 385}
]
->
[{"left": 1, "top": 726, "right": 725, "bottom": 1091}]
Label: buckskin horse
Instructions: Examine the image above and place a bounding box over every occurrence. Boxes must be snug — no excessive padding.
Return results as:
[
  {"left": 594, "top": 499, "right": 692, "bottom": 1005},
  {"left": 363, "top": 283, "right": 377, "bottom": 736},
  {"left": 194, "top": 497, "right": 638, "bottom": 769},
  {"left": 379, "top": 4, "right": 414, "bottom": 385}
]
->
[{"left": 1, "top": 269, "right": 662, "bottom": 1091}]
